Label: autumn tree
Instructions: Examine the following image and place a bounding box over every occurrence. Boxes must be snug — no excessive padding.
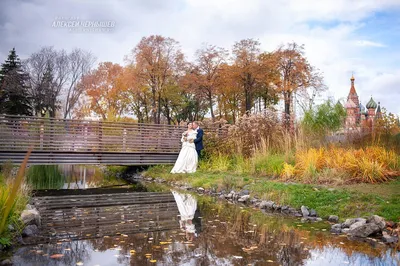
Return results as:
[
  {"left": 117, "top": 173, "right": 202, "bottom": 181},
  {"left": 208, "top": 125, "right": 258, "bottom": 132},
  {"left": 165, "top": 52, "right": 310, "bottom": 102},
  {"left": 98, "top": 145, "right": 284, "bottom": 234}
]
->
[
  {"left": 176, "top": 68, "right": 209, "bottom": 123},
  {"left": 275, "top": 42, "right": 326, "bottom": 131},
  {"left": 216, "top": 63, "right": 243, "bottom": 123},
  {"left": 231, "top": 39, "right": 263, "bottom": 113},
  {"left": 122, "top": 65, "right": 151, "bottom": 123},
  {"left": 126, "top": 35, "right": 185, "bottom": 124},
  {"left": 374, "top": 107, "right": 400, "bottom": 141},
  {"left": 79, "top": 62, "right": 128, "bottom": 120},
  {"left": 190, "top": 44, "right": 228, "bottom": 121},
  {"left": 254, "top": 52, "right": 280, "bottom": 112}
]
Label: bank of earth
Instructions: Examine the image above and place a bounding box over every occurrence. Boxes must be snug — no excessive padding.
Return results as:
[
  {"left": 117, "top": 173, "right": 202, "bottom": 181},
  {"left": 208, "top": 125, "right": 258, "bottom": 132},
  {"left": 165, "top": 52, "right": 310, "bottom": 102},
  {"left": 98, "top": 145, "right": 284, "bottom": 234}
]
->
[{"left": 142, "top": 165, "right": 400, "bottom": 222}]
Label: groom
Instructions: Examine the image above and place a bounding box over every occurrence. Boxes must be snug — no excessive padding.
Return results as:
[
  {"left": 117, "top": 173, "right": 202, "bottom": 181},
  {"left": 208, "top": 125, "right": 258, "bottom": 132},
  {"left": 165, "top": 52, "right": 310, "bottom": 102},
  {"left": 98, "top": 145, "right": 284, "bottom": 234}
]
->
[{"left": 191, "top": 121, "right": 203, "bottom": 159}]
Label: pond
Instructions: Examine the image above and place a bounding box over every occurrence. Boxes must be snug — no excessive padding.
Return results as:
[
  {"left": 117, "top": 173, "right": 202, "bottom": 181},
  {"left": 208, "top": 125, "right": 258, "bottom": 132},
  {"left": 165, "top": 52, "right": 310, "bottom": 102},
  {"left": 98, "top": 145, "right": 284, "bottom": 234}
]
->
[
  {"left": 26, "top": 165, "right": 128, "bottom": 190},
  {"left": 9, "top": 182, "right": 400, "bottom": 266}
]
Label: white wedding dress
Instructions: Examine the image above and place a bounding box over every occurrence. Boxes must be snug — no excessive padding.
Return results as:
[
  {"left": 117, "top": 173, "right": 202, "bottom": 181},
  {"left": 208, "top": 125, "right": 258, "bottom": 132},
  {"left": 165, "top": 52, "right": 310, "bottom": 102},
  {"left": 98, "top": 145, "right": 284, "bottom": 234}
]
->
[{"left": 170, "top": 130, "right": 198, "bottom": 174}]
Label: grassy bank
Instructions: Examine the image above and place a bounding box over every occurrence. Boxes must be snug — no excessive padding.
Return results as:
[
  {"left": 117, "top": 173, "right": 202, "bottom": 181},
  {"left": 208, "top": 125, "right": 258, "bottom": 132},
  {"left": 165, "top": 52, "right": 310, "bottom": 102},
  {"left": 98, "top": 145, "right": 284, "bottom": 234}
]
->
[{"left": 144, "top": 165, "right": 400, "bottom": 222}]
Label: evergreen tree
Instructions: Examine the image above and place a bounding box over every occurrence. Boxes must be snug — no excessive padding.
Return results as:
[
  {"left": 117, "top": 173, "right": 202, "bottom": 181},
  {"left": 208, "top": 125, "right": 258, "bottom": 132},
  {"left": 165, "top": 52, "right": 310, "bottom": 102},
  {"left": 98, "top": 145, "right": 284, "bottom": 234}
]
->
[{"left": 0, "top": 48, "right": 32, "bottom": 115}]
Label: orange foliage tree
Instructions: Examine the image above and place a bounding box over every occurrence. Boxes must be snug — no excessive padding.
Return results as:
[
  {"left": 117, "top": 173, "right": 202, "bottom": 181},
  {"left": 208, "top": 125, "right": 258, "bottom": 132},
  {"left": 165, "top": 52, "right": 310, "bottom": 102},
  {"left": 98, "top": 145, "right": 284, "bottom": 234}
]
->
[{"left": 79, "top": 62, "right": 128, "bottom": 120}]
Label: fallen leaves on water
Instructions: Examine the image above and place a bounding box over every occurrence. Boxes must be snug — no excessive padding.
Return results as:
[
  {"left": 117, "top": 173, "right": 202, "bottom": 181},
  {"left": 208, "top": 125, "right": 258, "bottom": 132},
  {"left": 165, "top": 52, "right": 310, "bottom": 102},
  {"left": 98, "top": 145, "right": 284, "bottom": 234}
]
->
[
  {"left": 50, "top": 254, "right": 64, "bottom": 259},
  {"left": 76, "top": 262, "right": 83, "bottom": 266},
  {"left": 130, "top": 250, "right": 136, "bottom": 254},
  {"left": 150, "top": 260, "right": 157, "bottom": 263},
  {"left": 267, "top": 260, "right": 274, "bottom": 263}
]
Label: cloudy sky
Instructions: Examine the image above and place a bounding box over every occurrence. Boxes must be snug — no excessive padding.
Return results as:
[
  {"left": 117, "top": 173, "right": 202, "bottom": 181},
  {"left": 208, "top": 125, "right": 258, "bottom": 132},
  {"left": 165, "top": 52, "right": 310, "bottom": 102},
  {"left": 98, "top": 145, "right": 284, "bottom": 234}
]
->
[{"left": 1, "top": 0, "right": 400, "bottom": 115}]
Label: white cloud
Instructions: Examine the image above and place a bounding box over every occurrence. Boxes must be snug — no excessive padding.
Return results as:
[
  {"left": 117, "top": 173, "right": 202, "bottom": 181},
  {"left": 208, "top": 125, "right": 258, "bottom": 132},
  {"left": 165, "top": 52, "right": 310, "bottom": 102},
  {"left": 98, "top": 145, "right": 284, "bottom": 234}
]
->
[
  {"left": 354, "top": 40, "right": 387, "bottom": 47},
  {"left": 0, "top": 0, "right": 399, "bottom": 115}
]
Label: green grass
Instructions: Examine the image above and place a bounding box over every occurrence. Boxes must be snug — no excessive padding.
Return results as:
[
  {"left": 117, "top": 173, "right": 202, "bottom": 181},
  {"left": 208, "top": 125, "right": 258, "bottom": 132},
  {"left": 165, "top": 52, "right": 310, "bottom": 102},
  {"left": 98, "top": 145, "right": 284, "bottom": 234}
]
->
[
  {"left": 143, "top": 165, "right": 400, "bottom": 222},
  {"left": 26, "top": 165, "right": 65, "bottom": 190}
]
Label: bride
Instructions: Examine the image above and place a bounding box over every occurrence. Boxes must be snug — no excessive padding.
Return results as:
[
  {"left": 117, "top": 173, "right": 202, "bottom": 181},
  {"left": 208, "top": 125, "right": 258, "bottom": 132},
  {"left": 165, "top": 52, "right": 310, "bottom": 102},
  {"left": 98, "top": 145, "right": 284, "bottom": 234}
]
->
[{"left": 171, "top": 122, "right": 198, "bottom": 174}]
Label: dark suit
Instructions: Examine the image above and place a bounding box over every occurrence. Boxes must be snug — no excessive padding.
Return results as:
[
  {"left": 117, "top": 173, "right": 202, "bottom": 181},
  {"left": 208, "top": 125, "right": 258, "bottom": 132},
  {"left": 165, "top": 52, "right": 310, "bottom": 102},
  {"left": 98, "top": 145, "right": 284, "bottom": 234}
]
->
[{"left": 194, "top": 128, "right": 204, "bottom": 158}]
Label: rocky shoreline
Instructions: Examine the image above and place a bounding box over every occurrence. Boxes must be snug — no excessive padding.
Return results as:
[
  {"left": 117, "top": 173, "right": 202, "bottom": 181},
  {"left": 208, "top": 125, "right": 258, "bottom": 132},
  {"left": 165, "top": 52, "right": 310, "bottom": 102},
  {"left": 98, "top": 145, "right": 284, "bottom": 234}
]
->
[{"left": 128, "top": 173, "right": 400, "bottom": 247}]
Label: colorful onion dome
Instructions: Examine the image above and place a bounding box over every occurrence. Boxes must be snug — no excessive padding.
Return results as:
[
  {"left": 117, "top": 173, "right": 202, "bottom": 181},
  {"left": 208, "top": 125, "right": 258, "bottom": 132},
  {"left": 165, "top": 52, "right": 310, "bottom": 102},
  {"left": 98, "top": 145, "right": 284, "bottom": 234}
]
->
[{"left": 366, "top": 97, "right": 377, "bottom": 109}]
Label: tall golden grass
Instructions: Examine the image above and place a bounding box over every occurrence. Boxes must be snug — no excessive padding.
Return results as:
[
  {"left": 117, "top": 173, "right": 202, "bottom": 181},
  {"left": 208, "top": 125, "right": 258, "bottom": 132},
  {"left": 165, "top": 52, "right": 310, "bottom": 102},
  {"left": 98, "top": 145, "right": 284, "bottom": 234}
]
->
[
  {"left": 203, "top": 113, "right": 400, "bottom": 184},
  {"left": 0, "top": 148, "right": 32, "bottom": 236},
  {"left": 293, "top": 146, "right": 400, "bottom": 183}
]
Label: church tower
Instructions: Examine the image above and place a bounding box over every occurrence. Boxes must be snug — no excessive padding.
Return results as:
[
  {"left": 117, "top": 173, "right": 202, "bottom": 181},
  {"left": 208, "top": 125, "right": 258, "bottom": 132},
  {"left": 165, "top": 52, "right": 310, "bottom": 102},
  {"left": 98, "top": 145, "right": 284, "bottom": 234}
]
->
[{"left": 347, "top": 74, "right": 360, "bottom": 123}]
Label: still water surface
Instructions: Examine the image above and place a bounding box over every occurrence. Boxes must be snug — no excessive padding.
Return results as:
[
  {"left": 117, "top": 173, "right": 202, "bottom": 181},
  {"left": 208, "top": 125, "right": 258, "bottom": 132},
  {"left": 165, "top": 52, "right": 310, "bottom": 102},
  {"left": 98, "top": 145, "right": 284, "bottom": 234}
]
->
[{"left": 11, "top": 187, "right": 400, "bottom": 266}]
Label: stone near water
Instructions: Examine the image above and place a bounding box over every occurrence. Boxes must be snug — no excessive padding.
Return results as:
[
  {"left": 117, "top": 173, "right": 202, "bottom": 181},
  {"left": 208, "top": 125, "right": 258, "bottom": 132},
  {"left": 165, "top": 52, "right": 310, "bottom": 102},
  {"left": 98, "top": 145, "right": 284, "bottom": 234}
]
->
[
  {"left": 0, "top": 259, "right": 12, "bottom": 265},
  {"left": 367, "top": 215, "right": 386, "bottom": 230},
  {"left": 341, "top": 228, "right": 350, "bottom": 234},
  {"left": 21, "top": 209, "right": 41, "bottom": 226},
  {"left": 331, "top": 224, "right": 342, "bottom": 234},
  {"left": 22, "top": 224, "right": 39, "bottom": 237},
  {"left": 301, "top": 206, "right": 309, "bottom": 217},
  {"left": 328, "top": 215, "right": 339, "bottom": 223},
  {"left": 259, "top": 201, "right": 274, "bottom": 209},
  {"left": 342, "top": 218, "right": 357, "bottom": 228},
  {"left": 349, "top": 220, "right": 367, "bottom": 231},
  {"left": 238, "top": 195, "right": 250, "bottom": 203},
  {"left": 309, "top": 209, "right": 317, "bottom": 217},
  {"left": 239, "top": 190, "right": 250, "bottom": 196},
  {"left": 355, "top": 218, "right": 367, "bottom": 223},
  {"left": 382, "top": 231, "right": 398, "bottom": 243},
  {"left": 348, "top": 223, "right": 381, "bottom": 238},
  {"left": 250, "top": 198, "right": 259, "bottom": 205}
]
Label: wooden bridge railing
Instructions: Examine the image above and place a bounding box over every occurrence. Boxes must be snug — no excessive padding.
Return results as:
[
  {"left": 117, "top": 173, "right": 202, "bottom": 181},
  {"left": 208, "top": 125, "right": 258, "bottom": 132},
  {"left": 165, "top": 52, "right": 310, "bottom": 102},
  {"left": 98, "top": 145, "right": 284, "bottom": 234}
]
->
[
  {"left": 0, "top": 115, "right": 187, "bottom": 153},
  {"left": 0, "top": 114, "right": 228, "bottom": 165}
]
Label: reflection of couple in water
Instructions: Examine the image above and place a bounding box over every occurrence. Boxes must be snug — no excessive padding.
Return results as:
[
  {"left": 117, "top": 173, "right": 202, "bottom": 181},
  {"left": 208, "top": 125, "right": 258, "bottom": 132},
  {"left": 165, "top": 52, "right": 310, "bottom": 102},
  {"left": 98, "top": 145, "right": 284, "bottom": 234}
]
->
[{"left": 171, "top": 190, "right": 201, "bottom": 242}]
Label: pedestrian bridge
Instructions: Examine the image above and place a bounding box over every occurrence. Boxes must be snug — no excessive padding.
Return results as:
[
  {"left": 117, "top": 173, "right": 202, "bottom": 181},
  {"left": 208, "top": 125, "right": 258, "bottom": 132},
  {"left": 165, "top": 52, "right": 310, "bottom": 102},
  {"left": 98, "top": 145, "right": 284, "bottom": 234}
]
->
[{"left": 0, "top": 115, "right": 189, "bottom": 165}]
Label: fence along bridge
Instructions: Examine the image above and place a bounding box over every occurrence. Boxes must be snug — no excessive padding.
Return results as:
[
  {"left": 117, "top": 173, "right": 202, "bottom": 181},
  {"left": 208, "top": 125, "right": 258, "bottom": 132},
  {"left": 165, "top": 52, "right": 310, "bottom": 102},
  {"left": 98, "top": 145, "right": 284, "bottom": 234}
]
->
[{"left": 0, "top": 114, "right": 189, "bottom": 165}]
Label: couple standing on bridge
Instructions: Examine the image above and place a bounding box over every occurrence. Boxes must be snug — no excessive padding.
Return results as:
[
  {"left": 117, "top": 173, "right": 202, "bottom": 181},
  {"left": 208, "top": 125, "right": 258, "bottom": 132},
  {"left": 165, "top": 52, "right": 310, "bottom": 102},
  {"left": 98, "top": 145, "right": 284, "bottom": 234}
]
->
[{"left": 170, "top": 121, "right": 203, "bottom": 174}]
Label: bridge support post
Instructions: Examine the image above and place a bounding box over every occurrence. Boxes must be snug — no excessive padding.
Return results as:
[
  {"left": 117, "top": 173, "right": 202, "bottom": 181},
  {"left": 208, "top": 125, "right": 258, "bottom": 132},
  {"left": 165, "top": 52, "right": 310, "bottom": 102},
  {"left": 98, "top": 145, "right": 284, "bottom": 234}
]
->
[
  {"left": 40, "top": 121, "right": 44, "bottom": 150},
  {"left": 123, "top": 128, "right": 127, "bottom": 152}
]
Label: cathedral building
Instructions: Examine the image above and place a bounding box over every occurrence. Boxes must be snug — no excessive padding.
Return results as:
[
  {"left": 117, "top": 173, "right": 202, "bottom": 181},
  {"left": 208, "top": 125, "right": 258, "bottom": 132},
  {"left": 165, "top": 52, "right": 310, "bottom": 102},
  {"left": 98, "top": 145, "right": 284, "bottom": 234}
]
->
[{"left": 344, "top": 75, "right": 382, "bottom": 132}]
